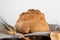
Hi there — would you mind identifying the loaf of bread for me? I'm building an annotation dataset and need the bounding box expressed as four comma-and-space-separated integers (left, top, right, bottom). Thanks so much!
15, 9, 49, 33
50, 31, 60, 40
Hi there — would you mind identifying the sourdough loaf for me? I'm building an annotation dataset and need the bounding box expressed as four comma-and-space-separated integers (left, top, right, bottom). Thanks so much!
15, 9, 49, 33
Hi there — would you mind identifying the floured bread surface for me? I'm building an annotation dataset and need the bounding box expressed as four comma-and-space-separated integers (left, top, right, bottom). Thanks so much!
15, 9, 49, 33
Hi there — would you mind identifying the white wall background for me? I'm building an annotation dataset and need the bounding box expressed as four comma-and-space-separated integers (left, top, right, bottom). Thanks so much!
0, 0, 60, 26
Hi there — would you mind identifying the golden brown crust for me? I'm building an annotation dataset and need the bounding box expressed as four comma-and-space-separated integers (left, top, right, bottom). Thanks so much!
15, 9, 49, 33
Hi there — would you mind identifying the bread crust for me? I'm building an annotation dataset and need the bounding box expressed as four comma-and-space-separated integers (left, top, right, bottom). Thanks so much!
15, 9, 49, 33
50, 31, 60, 40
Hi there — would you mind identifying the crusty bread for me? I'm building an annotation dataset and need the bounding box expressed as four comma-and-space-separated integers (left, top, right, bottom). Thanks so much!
15, 9, 49, 33
50, 31, 60, 40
